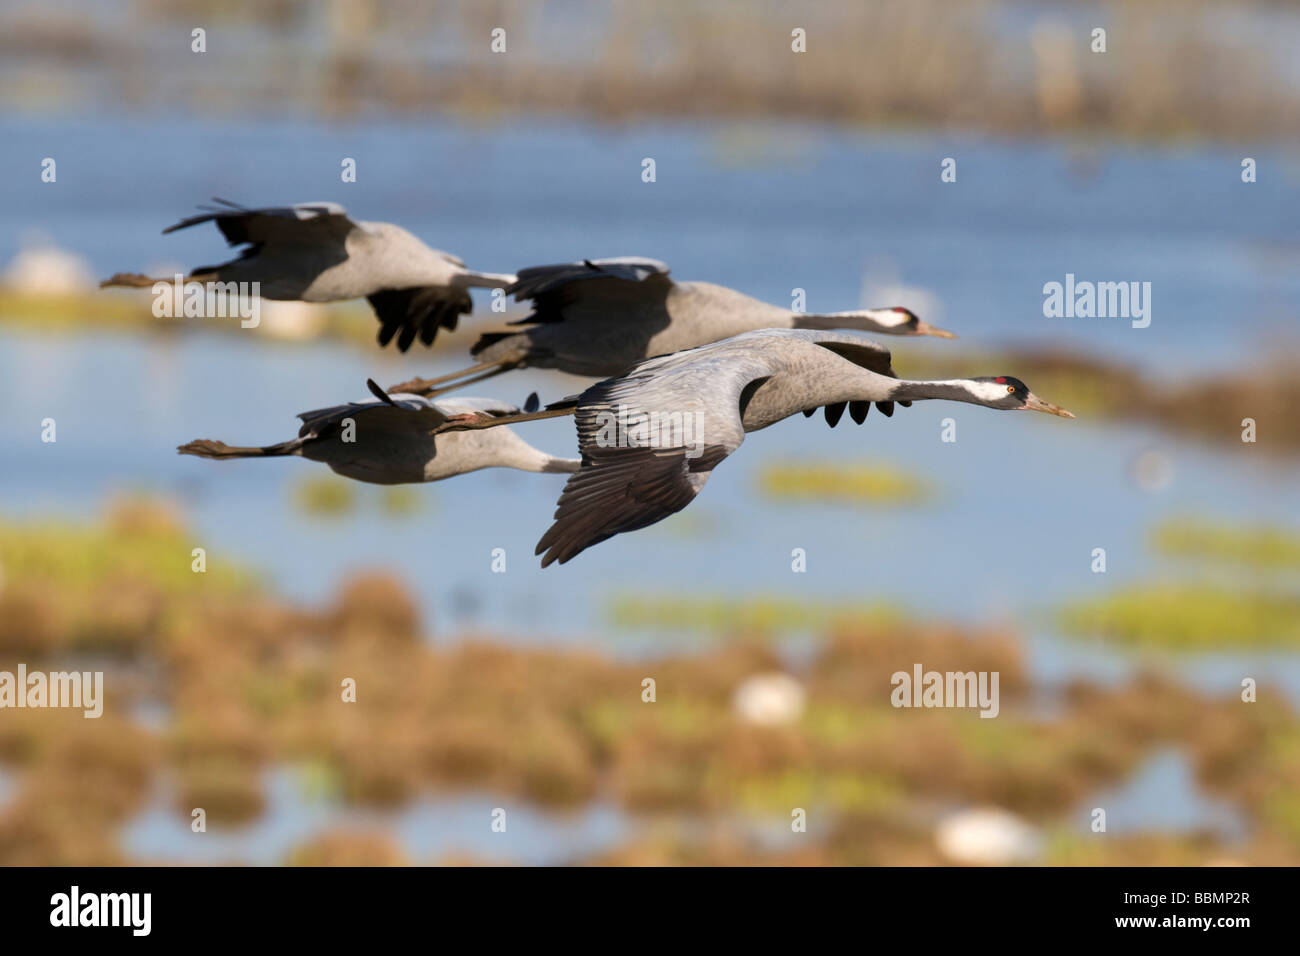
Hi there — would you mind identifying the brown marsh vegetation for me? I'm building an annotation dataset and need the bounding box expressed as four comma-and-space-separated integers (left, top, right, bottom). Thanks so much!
0, 502, 1296, 865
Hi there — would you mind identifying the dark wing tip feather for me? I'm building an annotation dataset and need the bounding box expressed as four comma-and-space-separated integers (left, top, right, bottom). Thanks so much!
366, 378, 397, 405
368, 287, 472, 352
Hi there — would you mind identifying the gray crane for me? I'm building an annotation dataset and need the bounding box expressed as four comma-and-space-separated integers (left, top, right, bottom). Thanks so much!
428, 328, 1072, 565
177, 380, 577, 483
389, 257, 955, 396
102, 199, 515, 351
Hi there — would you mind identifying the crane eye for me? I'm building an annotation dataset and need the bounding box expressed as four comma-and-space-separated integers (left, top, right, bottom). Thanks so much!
1007, 385, 1016, 394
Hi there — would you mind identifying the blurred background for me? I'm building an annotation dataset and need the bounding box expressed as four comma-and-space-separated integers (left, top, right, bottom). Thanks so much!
1, 0, 1298, 865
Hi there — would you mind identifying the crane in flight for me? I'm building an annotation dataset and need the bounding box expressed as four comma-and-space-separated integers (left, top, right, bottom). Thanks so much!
425, 328, 1072, 566
177, 380, 577, 483
388, 257, 955, 396
102, 199, 515, 352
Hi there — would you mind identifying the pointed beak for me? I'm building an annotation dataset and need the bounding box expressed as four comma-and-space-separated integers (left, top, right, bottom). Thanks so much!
1022, 392, 1075, 419
913, 320, 957, 339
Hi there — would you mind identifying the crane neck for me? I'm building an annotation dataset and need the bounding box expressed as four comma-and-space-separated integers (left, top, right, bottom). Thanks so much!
794, 309, 911, 335
886, 379, 984, 405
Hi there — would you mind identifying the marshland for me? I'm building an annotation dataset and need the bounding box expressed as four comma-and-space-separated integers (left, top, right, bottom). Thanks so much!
0, 0, 1297, 865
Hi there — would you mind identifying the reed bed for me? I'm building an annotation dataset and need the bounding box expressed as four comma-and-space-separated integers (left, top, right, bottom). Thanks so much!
10, 0, 1294, 141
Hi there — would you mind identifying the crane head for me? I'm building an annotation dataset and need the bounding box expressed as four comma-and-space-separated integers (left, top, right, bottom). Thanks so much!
890, 307, 957, 339
985, 376, 1075, 418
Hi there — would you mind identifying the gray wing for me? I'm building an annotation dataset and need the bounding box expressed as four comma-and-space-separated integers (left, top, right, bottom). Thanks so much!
534, 349, 771, 567
507, 257, 672, 324
808, 331, 909, 421
162, 199, 360, 247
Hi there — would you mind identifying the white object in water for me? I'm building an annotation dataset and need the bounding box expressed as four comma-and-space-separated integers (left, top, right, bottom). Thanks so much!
935, 807, 1043, 865
732, 673, 806, 727
260, 299, 327, 340
4, 244, 95, 293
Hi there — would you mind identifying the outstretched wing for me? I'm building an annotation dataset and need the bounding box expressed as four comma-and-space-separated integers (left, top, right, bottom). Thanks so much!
162, 199, 360, 247
507, 257, 672, 325
534, 348, 770, 567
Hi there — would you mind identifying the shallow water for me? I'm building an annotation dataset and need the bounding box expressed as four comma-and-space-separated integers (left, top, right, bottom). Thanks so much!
122, 766, 634, 866
1078, 748, 1248, 841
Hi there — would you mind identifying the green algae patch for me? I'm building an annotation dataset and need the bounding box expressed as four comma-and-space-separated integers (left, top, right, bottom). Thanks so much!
1059, 584, 1300, 651
757, 461, 930, 506
1153, 517, 1300, 571
292, 474, 358, 517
